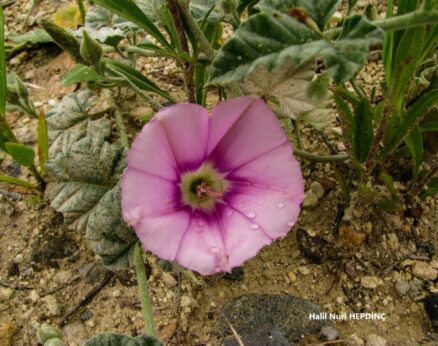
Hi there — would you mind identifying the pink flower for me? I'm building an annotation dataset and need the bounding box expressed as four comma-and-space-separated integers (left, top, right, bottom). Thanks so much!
121, 97, 304, 275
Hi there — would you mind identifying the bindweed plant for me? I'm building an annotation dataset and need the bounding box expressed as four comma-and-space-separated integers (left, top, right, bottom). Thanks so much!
2, 0, 438, 343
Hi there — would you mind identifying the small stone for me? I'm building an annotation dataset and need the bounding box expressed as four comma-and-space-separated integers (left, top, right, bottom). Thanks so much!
310, 181, 325, 199
365, 334, 387, 346
0, 322, 17, 345
287, 271, 297, 284
320, 326, 339, 341
319, 179, 336, 192
0, 287, 13, 300
80, 262, 110, 284
14, 254, 24, 263
361, 276, 382, 289
63, 322, 88, 346
161, 272, 177, 288
24, 69, 36, 80
302, 191, 318, 208
298, 266, 310, 276
339, 224, 366, 246
27, 290, 40, 304
131, 106, 153, 120
181, 295, 196, 308
41, 295, 61, 317
80, 310, 93, 321
160, 320, 177, 341
412, 261, 438, 281
395, 280, 410, 296
112, 289, 122, 298
346, 334, 365, 346
386, 233, 399, 251
224, 267, 244, 281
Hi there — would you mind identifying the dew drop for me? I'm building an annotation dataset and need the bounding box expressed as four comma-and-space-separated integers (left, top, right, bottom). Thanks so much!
277, 202, 285, 209
210, 246, 220, 254
249, 223, 260, 230
247, 212, 256, 219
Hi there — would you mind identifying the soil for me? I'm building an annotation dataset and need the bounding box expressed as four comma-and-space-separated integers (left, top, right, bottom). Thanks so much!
1, 1, 437, 346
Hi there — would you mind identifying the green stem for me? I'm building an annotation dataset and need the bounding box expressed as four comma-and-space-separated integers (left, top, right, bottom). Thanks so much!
294, 148, 349, 162
177, 0, 216, 61
291, 119, 302, 150
325, 10, 438, 39
76, 0, 86, 24
134, 243, 155, 336
103, 90, 129, 148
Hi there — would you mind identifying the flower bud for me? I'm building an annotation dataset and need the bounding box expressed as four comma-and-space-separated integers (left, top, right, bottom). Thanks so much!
80, 30, 104, 74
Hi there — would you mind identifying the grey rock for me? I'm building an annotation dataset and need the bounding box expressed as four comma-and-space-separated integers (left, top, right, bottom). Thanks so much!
79, 261, 111, 284
220, 294, 330, 343
310, 181, 325, 199
365, 334, 387, 346
302, 191, 318, 208
346, 334, 365, 346
63, 322, 88, 346
395, 279, 410, 296
320, 326, 339, 341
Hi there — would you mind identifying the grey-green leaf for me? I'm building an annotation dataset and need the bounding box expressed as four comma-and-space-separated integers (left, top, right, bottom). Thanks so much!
5, 142, 35, 167
62, 64, 103, 86
298, 0, 341, 31
85, 333, 163, 346
209, 13, 382, 85
353, 98, 374, 163
44, 91, 136, 269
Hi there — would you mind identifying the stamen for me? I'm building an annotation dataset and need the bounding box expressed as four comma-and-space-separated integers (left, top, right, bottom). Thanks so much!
196, 181, 223, 199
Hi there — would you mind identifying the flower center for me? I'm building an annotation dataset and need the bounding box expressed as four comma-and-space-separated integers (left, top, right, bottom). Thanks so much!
180, 163, 229, 211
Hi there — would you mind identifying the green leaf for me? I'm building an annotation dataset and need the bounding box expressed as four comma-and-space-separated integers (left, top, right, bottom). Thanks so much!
8, 29, 53, 45
44, 91, 136, 269
0, 6, 6, 119
0, 175, 38, 188
420, 177, 438, 198
40, 20, 85, 64
353, 98, 374, 163
93, 0, 172, 50
404, 127, 423, 177
382, 89, 438, 156
424, 0, 438, 11
105, 59, 176, 102
85, 333, 163, 346
209, 12, 382, 85
420, 110, 438, 131
5, 142, 35, 167
38, 112, 49, 174
334, 93, 355, 155
382, 0, 394, 84
297, 0, 341, 31
62, 64, 103, 86
190, 0, 225, 24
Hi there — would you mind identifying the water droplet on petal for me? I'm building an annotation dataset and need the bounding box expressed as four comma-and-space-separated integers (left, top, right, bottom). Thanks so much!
210, 246, 220, 254
250, 223, 259, 230
247, 212, 256, 219
277, 202, 285, 209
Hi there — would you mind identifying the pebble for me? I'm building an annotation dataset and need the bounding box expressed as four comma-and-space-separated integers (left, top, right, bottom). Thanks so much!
346, 334, 365, 346
310, 181, 325, 199
298, 266, 310, 276
160, 320, 177, 341
360, 276, 382, 289
302, 191, 318, 208
365, 334, 387, 346
63, 322, 88, 345
412, 261, 438, 281
386, 233, 399, 251
14, 254, 24, 263
395, 279, 410, 296
0, 287, 13, 300
41, 295, 61, 317
287, 271, 297, 284
161, 272, 177, 288
80, 310, 93, 321
181, 295, 196, 308
0, 321, 17, 345
15, 125, 37, 144
112, 289, 122, 298
320, 326, 339, 341
27, 290, 40, 304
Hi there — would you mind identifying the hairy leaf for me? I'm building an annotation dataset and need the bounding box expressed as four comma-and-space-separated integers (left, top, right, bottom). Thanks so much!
8, 29, 53, 45
240, 60, 332, 126
62, 64, 103, 86
5, 142, 35, 167
0, 175, 38, 188
190, 0, 225, 24
45, 91, 136, 269
404, 127, 423, 177
85, 333, 163, 346
209, 12, 382, 85
297, 0, 341, 31
353, 98, 374, 162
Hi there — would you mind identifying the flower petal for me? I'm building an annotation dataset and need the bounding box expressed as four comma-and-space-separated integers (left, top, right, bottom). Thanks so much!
175, 213, 227, 275
121, 168, 180, 223
224, 183, 303, 239
156, 103, 210, 171
127, 118, 179, 181
208, 98, 288, 172
217, 204, 272, 269
134, 208, 192, 261
226, 143, 304, 195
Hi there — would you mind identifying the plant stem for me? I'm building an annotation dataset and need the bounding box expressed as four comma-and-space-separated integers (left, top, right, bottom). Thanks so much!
165, 0, 195, 103
365, 101, 393, 173
76, 0, 86, 24
326, 10, 438, 39
103, 90, 129, 148
291, 119, 302, 149
177, 0, 216, 62
134, 243, 155, 336
294, 148, 349, 162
